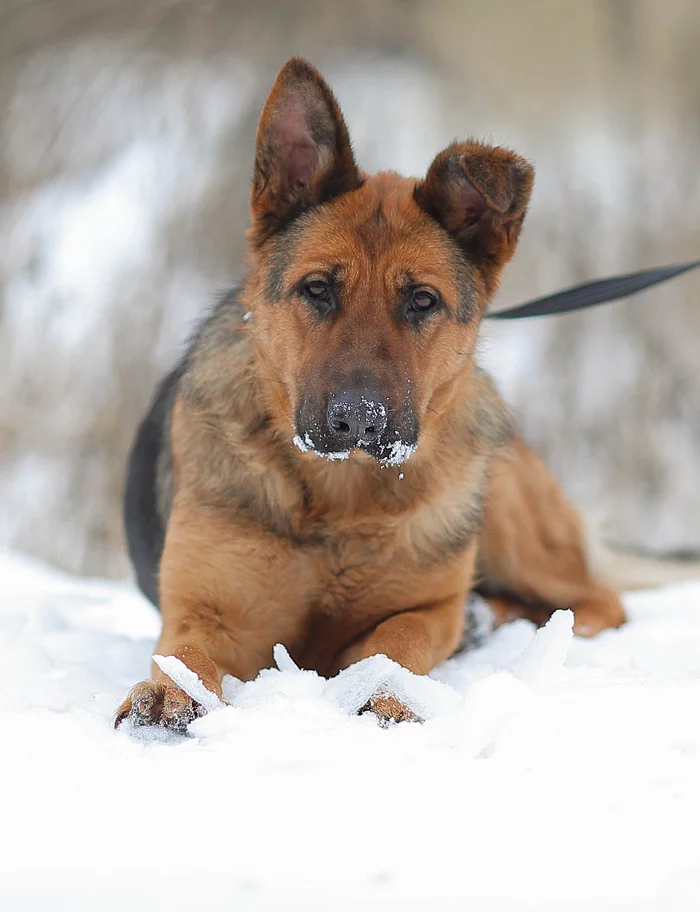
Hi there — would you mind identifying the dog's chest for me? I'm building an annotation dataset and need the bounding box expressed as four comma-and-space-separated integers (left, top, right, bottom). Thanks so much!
311, 525, 396, 608
300, 480, 479, 599
288, 514, 474, 676
300, 500, 473, 615
292, 525, 404, 670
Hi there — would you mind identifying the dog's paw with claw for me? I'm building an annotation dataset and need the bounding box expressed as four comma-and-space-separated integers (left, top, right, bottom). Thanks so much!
359, 689, 422, 727
114, 680, 205, 734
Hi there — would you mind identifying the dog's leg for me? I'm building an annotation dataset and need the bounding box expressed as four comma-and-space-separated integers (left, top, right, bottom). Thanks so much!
478, 436, 625, 636
115, 505, 299, 731
336, 592, 467, 724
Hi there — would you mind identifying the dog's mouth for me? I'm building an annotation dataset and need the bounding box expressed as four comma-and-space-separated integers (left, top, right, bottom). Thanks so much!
292, 429, 417, 467
293, 431, 351, 462
294, 385, 419, 468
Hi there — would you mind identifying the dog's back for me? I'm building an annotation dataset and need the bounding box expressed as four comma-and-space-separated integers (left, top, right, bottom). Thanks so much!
125, 288, 250, 606
124, 364, 182, 607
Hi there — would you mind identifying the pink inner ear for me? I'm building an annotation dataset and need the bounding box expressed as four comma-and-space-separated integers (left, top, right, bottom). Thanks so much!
278, 97, 320, 193
460, 182, 487, 222
286, 140, 319, 191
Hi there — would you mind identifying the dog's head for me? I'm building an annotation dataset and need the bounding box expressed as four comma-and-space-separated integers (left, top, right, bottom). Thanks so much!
246, 58, 533, 467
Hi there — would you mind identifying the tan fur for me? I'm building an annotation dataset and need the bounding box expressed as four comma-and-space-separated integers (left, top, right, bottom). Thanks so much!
479, 439, 625, 635
360, 690, 422, 726
116, 58, 624, 730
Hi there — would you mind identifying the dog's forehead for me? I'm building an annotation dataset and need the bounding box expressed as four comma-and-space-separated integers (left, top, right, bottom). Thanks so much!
273, 172, 461, 281
319, 172, 440, 250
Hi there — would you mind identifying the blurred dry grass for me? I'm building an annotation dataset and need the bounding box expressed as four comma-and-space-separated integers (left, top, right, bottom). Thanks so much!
1, 0, 699, 577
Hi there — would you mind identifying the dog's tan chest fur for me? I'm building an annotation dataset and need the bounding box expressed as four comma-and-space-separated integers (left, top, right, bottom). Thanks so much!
162, 446, 479, 679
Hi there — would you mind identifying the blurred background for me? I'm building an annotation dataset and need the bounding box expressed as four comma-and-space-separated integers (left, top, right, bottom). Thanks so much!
1, 0, 699, 580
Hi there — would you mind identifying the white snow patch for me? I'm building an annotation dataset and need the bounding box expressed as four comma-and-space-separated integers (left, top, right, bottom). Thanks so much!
292, 432, 312, 452
324, 450, 351, 462
359, 396, 387, 425
510, 608, 574, 685
293, 424, 413, 466
273, 642, 300, 673
379, 439, 417, 467
2, 549, 700, 909
152, 654, 223, 713
292, 431, 350, 461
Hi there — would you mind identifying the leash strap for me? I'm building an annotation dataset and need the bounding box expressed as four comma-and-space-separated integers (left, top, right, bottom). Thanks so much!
487, 260, 700, 321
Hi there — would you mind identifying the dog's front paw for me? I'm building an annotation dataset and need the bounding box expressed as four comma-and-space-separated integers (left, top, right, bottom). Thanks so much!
572, 596, 626, 637
359, 689, 422, 727
114, 679, 205, 734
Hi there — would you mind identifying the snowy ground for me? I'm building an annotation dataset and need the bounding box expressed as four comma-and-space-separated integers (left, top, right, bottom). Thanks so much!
1, 550, 699, 911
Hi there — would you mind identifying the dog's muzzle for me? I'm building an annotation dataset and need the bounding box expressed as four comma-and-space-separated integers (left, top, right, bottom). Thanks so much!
294, 383, 418, 466
325, 387, 388, 450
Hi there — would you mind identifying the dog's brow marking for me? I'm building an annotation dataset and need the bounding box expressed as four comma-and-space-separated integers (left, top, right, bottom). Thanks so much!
265, 225, 303, 302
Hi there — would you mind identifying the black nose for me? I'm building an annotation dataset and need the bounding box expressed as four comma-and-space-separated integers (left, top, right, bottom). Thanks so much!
326, 388, 388, 445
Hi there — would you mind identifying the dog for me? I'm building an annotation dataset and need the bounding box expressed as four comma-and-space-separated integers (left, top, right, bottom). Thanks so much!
115, 57, 625, 731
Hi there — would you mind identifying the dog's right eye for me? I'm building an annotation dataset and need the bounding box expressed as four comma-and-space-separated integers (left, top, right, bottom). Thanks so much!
301, 278, 335, 315
305, 280, 329, 300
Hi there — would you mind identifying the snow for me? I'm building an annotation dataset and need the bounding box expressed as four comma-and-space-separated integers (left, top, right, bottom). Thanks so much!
292, 426, 416, 466
152, 654, 223, 714
291, 431, 417, 466
1, 550, 700, 910
293, 432, 350, 461
378, 438, 417, 467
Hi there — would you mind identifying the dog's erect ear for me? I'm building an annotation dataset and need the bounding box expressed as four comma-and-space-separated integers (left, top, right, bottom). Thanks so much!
414, 141, 534, 286
250, 58, 362, 245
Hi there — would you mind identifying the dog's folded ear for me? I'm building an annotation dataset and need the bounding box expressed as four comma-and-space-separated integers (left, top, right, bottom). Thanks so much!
250, 57, 362, 245
414, 141, 534, 282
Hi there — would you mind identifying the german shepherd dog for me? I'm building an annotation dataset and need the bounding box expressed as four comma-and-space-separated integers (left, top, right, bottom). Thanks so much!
116, 58, 625, 731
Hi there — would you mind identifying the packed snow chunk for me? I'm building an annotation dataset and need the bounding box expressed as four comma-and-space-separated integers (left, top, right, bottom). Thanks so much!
273, 642, 300, 673
324, 653, 463, 720
433, 615, 535, 694
221, 658, 328, 713
152, 654, 223, 713
511, 608, 574, 685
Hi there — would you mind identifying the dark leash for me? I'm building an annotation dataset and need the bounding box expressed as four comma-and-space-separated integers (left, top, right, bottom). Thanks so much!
487, 260, 700, 321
